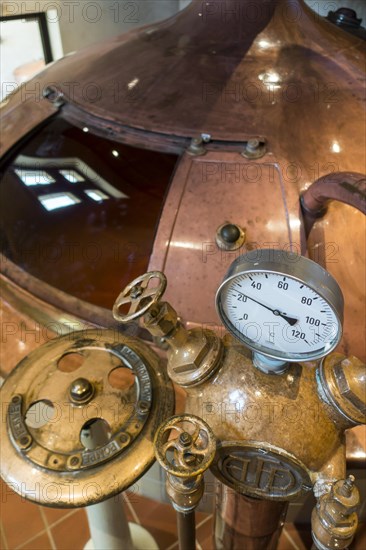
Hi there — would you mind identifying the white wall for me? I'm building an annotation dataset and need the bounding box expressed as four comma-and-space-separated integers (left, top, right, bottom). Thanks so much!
1, 1, 181, 55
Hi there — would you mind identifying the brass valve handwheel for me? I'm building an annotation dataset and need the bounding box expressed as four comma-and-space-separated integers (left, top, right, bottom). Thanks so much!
113, 271, 167, 322
154, 414, 216, 478
0, 329, 174, 507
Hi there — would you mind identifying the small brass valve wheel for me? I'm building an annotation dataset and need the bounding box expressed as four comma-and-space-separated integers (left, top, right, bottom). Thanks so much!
154, 415, 216, 550
113, 273, 223, 387
113, 271, 167, 322
155, 414, 216, 481
0, 329, 174, 507
154, 414, 216, 512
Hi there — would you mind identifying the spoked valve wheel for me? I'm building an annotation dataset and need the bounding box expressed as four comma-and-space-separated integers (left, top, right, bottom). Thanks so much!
0, 329, 174, 507
154, 414, 216, 478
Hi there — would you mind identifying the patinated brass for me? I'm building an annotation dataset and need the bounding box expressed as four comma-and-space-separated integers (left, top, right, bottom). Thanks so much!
113, 271, 167, 323
114, 269, 366, 548
312, 476, 360, 550
116, 273, 225, 387
319, 353, 366, 425
154, 414, 216, 512
0, 329, 174, 507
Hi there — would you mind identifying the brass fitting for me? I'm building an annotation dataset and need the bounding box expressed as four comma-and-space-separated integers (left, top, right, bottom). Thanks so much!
144, 301, 179, 339
143, 302, 223, 387
166, 328, 223, 387
166, 474, 204, 513
312, 476, 360, 550
318, 354, 366, 426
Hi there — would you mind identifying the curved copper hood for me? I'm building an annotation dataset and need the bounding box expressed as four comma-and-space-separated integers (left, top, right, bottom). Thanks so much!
2, 0, 365, 157
1, 0, 365, 361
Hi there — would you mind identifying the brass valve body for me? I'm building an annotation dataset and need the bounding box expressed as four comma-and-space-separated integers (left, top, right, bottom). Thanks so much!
312, 476, 360, 550
182, 338, 364, 501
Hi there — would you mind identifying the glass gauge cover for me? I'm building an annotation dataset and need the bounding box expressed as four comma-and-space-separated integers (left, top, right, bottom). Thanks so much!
216, 249, 344, 362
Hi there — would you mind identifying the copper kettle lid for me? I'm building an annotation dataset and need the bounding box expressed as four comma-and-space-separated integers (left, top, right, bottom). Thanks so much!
41, 0, 365, 143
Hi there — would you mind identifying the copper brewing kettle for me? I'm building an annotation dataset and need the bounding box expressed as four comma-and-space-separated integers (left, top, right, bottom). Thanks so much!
0, 0, 365, 355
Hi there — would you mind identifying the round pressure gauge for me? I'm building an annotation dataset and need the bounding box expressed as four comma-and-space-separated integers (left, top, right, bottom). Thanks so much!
216, 249, 344, 363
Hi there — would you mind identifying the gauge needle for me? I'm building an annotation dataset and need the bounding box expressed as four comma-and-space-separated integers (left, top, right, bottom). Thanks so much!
237, 291, 298, 326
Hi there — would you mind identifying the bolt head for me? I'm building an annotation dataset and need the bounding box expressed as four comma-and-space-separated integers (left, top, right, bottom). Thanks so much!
19, 435, 32, 449
247, 139, 260, 151
69, 378, 94, 404
144, 301, 178, 338
119, 433, 130, 444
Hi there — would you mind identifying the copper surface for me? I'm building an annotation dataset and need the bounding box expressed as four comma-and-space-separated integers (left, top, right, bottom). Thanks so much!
149, 150, 301, 327
0, 0, 365, 506
214, 483, 288, 550
301, 172, 366, 235
306, 202, 366, 361
2, 0, 363, 151
0, 0, 364, 366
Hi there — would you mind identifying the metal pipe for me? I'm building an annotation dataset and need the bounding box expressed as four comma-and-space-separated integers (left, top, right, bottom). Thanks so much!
214, 482, 289, 550
177, 510, 196, 550
86, 496, 134, 550
301, 172, 366, 237
83, 420, 133, 550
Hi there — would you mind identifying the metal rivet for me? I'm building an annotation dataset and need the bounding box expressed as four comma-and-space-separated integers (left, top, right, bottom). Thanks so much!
187, 137, 206, 156
241, 139, 267, 159
137, 401, 150, 415
43, 86, 64, 106
67, 455, 81, 470
19, 435, 32, 449
119, 433, 130, 444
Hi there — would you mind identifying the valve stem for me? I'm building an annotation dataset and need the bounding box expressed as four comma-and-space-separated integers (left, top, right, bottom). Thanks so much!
340, 475, 355, 497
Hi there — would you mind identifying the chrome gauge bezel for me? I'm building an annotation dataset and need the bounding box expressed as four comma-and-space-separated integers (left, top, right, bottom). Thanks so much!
215, 250, 344, 362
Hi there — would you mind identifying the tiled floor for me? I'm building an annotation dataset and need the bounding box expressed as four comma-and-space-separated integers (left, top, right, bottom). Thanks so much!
1, 479, 365, 550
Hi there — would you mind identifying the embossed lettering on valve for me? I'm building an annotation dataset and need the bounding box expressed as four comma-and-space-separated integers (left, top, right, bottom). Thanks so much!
8, 396, 32, 448
82, 441, 121, 467
212, 443, 311, 500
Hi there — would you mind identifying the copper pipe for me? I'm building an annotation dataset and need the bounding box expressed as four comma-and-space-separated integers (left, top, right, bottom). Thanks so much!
214, 482, 289, 550
301, 172, 366, 237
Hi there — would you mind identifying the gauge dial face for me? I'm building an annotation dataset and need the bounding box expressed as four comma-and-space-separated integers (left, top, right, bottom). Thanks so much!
217, 270, 342, 362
